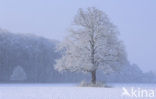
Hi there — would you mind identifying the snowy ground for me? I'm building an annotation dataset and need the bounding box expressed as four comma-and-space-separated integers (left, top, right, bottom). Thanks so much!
0, 84, 156, 99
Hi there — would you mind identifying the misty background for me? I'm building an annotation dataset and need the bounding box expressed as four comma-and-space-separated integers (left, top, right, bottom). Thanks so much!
0, 0, 155, 73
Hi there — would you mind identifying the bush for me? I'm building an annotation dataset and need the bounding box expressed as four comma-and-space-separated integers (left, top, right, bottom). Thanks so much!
79, 81, 111, 88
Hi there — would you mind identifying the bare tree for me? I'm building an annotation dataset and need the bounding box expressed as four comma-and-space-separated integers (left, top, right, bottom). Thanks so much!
55, 7, 127, 84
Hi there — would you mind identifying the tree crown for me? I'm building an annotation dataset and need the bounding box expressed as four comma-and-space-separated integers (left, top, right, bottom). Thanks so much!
55, 7, 127, 73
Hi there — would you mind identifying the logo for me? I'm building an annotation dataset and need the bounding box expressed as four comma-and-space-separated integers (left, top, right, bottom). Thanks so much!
121, 87, 155, 98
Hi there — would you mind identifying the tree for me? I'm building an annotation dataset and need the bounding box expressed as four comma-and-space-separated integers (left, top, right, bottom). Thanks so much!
10, 66, 27, 81
55, 7, 127, 84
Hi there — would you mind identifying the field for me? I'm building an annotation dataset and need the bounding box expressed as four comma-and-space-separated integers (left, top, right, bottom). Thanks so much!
0, 84, 155, 99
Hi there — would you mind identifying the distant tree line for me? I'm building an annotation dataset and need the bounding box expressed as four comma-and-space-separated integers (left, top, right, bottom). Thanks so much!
0, 29, 155, 83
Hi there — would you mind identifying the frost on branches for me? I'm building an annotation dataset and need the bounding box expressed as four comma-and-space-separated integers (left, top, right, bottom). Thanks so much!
55, 7, 127, 84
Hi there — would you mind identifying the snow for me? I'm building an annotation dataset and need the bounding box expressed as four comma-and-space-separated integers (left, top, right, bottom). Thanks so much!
0, 84, 156, 99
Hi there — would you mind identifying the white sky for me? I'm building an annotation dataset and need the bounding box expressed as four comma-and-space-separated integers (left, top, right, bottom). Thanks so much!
0, 0, 156, 72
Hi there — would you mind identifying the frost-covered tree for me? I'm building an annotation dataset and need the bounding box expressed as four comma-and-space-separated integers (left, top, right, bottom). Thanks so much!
55, 7, 127, 84
10, 66, 27, 81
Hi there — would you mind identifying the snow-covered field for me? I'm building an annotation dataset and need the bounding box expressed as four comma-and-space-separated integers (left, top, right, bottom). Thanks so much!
0, 84, 156, 99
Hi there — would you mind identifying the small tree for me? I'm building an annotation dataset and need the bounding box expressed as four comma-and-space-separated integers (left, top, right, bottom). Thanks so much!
10, 66, 27, 81
55, 7, 127, 84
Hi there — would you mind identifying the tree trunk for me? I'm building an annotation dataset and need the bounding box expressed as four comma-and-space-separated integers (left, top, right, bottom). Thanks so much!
91, 70, 96, 84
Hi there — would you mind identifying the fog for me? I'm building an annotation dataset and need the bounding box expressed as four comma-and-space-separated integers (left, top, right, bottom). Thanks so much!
0, 0, 156, 72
